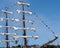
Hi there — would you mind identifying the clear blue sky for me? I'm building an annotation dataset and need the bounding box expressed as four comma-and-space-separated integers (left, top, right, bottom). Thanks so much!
0, 0, 60, 47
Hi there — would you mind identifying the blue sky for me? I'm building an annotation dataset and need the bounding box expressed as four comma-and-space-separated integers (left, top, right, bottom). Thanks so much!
0, 0, 60, 47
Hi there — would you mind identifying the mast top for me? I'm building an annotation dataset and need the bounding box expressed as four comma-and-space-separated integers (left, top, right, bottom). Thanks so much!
17, 1, 30, 7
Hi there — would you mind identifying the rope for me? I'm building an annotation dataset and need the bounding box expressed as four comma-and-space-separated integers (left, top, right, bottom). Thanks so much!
33, 12, 57, 37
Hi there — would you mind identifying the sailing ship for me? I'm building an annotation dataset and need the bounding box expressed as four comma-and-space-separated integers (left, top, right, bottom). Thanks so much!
0, 0, 58, 48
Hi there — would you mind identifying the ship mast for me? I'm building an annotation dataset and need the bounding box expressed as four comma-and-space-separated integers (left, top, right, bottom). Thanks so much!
5, 9, 9, 48
22, 2, 27, 48
17, 1, 32, 48
15, 0, 38, 48
0, 9, 16, 48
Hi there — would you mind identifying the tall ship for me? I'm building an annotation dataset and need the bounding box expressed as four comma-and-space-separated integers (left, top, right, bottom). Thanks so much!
0, 0, 58, 48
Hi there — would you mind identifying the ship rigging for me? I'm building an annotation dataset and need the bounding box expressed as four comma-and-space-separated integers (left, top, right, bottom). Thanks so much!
0, 0, 58, 48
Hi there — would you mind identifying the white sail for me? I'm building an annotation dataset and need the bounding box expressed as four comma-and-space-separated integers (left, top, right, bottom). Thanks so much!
2, 10, 13, 14
0, 26, 10, 28
13, 36, 39, 39
16, 10, 32, 15
0, 18, 34, 24
12, 27, 36, 31
0, 40, 16, 42
0, 26, 36, 31
17, 1, 30, 6
0, 33, 16, 35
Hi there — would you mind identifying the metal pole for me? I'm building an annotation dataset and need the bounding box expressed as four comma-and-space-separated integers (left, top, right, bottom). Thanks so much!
5, 10, 9, 48
22, 1, 27, 48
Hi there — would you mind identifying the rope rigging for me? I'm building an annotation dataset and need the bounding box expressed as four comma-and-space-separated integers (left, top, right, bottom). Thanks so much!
33, 12, 58, 37
32, 12, 58, 48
